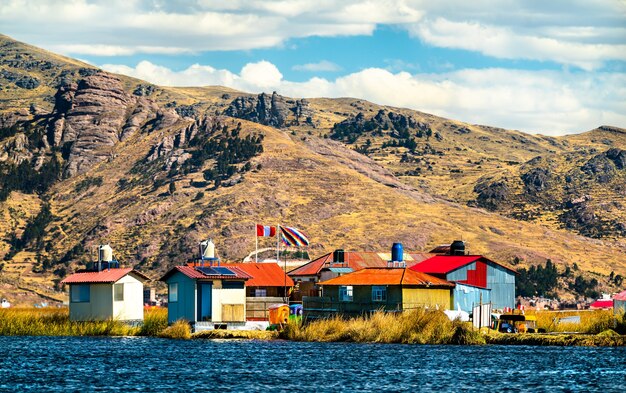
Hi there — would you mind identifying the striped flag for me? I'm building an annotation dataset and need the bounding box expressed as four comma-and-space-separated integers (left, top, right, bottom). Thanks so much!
280, 226, 310, 247
256, 224, 276, 237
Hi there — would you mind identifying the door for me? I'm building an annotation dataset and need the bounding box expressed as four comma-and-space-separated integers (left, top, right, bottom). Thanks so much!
197, 282, 212, 322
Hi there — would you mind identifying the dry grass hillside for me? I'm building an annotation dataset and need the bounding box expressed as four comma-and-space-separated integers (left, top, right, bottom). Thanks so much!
0, 34, 625, 305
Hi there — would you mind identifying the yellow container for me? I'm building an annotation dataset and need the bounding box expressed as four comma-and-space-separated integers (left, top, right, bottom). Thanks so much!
268, 304, 290, 325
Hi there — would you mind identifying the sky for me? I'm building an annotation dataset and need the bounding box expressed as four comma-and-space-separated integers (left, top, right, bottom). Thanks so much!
1, 0, 625, 135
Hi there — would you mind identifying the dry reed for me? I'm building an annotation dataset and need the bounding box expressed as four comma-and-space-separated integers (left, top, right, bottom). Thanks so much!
281, 309, 485, 345
158, 319, 191, 339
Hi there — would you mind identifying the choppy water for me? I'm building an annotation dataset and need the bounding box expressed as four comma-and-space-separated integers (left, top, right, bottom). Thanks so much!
0, 336, 624, 392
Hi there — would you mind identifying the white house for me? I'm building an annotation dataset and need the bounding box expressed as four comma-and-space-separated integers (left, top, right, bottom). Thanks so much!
61, 267, 150, 322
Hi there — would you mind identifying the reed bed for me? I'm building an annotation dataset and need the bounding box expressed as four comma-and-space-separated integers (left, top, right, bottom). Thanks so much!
529, 309, 626, 334
485, 332, 626, 347
0, 308, 138, 336
0, 307, 170, 337
280, 309, 485, 345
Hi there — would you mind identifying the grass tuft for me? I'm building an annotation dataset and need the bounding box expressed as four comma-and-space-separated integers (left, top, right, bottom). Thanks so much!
158, 319, 191, 339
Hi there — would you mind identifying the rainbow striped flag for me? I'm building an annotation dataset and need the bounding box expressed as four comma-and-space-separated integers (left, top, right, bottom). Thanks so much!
280, 226, 310, 247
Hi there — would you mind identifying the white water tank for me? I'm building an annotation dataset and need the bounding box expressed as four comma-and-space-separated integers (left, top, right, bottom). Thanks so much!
202, 239, 215, 259
99, 244, 113, 262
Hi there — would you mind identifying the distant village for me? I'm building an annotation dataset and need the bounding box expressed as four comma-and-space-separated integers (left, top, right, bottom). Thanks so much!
9, 226, 621, 333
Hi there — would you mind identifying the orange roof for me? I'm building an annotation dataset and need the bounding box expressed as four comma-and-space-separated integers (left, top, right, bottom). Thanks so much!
318, 268, 455, 288
288, 251, 434, 277
222, 263, 294, 287
61, 268, 150, 284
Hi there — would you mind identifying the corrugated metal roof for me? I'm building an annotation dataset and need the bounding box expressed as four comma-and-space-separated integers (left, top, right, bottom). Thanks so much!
288, 251, 435, 276
160, 265, 250, 281
614, 290, 626, 301
411, 255, 516, 275
222, 263, 294, 287
61, 268, 150, 284
319, 268, 454, 288
590, 299, 613, 309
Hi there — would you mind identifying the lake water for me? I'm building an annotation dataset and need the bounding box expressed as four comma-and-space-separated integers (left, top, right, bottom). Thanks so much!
0, 336, 624, 392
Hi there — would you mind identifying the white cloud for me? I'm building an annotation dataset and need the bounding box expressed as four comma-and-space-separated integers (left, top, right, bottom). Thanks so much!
409, 17, 626, 71
101, 60, 626, 135
293, 60, 341, 72
3, 0, 623, 70
240, 61, 283, 88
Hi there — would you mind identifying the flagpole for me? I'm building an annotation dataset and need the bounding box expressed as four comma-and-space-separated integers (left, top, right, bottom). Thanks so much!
255, 223, 258, 263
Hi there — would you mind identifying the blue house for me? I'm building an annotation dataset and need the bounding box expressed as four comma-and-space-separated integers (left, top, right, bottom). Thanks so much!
160, 265, 250, 331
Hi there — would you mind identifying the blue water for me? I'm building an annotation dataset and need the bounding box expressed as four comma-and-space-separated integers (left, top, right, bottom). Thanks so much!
0, 337, 625, 392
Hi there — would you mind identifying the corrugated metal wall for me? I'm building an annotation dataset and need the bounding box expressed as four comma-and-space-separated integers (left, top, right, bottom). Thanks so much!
486, 264, 515, 310
615, 299, 626, 315
446, 261, 515, 310
452, 283, 491, 313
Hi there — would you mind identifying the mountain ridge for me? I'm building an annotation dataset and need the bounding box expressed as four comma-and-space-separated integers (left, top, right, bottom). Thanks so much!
0, 34, 624, 304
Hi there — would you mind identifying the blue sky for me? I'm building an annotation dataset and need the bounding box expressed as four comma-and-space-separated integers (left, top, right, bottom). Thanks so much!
1, 0, 625, 135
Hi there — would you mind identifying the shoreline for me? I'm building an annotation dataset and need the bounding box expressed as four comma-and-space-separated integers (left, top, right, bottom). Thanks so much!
2, 308, 625, 346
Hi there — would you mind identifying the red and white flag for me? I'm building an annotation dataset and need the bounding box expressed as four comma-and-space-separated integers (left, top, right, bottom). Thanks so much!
256, 224, 276, 237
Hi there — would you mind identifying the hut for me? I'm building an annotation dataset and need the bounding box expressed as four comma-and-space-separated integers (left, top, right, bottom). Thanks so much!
309, 267, 454, 319
61, 267, 149, 322
160, 265, 250, 331
410, 251, 515, 311
61, 245, 149, 322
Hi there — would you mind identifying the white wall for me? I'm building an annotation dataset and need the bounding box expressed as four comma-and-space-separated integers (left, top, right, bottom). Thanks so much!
112, 274, 145, 321
211, 287, 246, 322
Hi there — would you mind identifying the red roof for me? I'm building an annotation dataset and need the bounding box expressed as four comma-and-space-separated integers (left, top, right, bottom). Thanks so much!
222, 263, 294, 287
319, 268, 455, 288
288, 251, 434, 277
614, 290, 626, 301
589, 299, 613, 309
160, 265, 250, 281
411, 255, 516, 275
61, 268, 150, 284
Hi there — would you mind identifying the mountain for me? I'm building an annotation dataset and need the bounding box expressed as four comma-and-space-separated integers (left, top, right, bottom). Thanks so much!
1, 34, 625, 304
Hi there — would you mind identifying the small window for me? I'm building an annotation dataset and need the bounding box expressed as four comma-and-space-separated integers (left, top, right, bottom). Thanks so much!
169, 282, 178, 302
114, 283, 124, 301
71, 284, 90, 303
372, 286, 387, 302
255, 288, 267, 297
339, 285, 353, 302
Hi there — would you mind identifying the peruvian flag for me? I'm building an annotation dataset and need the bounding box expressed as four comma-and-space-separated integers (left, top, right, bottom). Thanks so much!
256, 224, 276, 237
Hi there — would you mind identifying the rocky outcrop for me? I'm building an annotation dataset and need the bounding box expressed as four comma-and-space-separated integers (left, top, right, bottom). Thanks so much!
224, 92, 312, 128
120, 99, 158, 141
46, 72, 135, 177
580, 148, 625, 183
521, 168, 551, 193
0, 69, 40, 89
474, 180, 510, 210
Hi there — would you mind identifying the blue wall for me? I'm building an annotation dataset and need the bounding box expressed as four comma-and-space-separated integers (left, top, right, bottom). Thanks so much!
165, 271, 197, 324
452, 283, 491, 313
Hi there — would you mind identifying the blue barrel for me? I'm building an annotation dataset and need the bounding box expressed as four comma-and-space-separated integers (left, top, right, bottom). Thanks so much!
391, 243, 403, 262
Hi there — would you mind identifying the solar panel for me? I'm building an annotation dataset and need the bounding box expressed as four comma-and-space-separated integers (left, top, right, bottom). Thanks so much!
213, 267, 236, 276
195, 266, 219, 275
